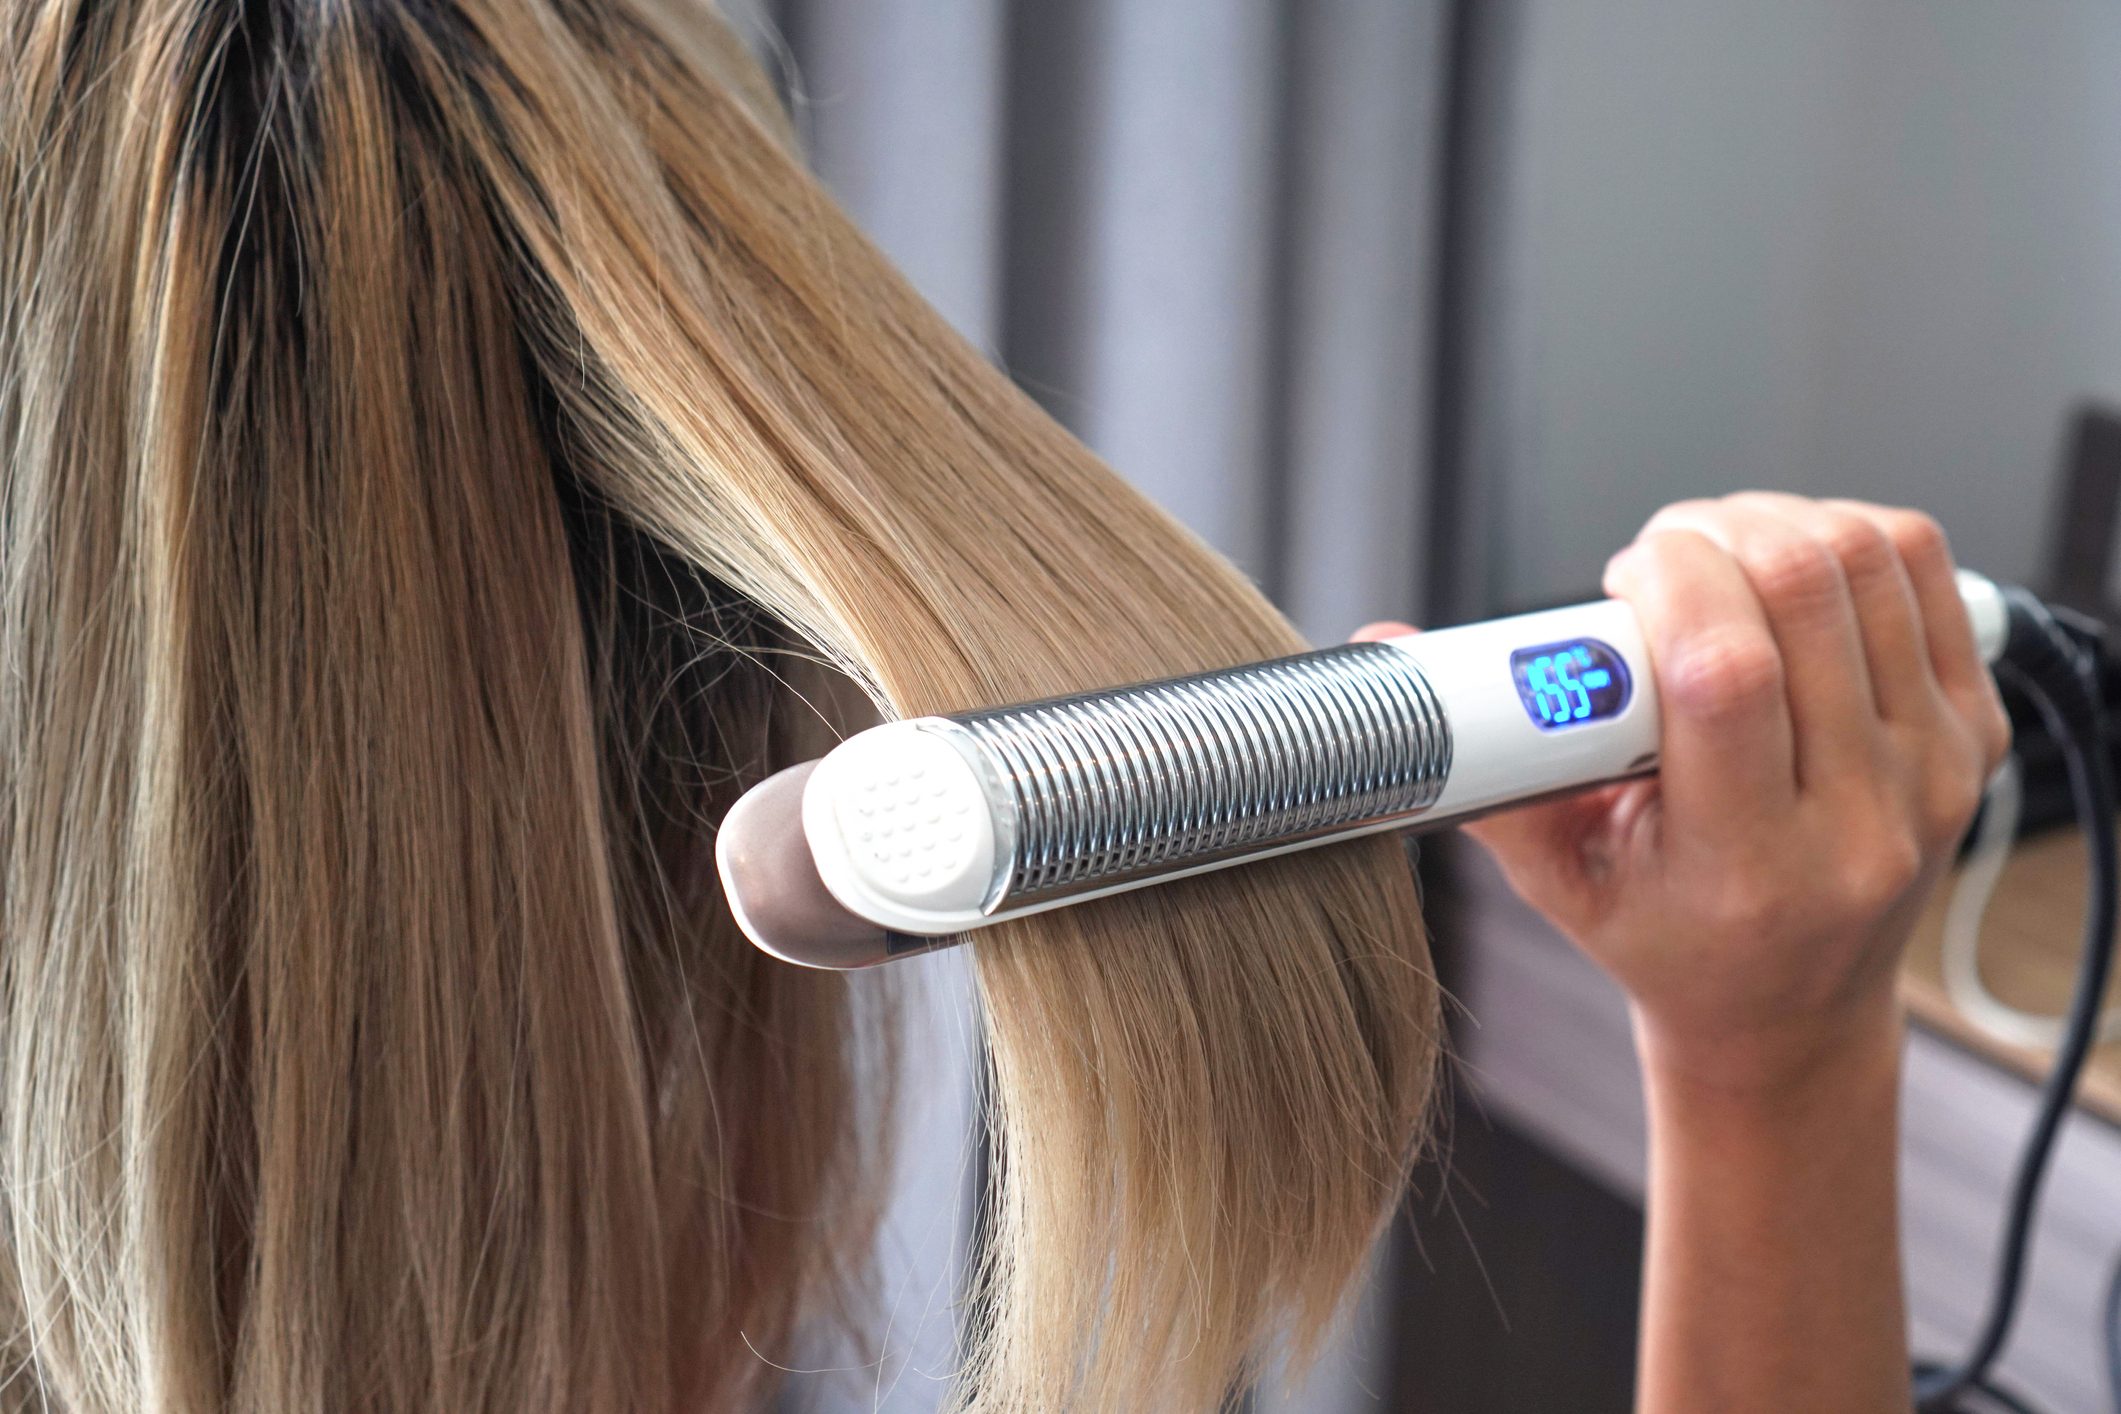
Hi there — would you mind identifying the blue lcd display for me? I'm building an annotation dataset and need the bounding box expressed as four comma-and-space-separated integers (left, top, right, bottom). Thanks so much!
1509, 639, 1632, 730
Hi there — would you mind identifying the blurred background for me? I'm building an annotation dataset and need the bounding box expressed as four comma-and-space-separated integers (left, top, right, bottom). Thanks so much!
721, 2, 2121, 1410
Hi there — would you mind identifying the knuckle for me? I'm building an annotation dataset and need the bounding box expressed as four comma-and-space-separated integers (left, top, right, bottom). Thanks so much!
1663, 628, 1783, 720
1946, 681, 2014, 772
1726, 489, 1802, 516
1817, 513, 1898, 583
1615, 528, 1717, 598
1977, 694, 2013, 768
1631, 525, 1717, 571
1745, 537, 1843, 616
1884, 508, 1953, 572
1840, 828, 1923, 911
1923, 753, 1988, 843
1641, 500, 1718, 537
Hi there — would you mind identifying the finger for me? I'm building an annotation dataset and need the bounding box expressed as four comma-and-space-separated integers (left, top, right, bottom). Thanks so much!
1464, 780, 1654, 920
1350, 621, 1418, 643
1826, 501, 2011, 766
1729, 492, 1939, 724
1641, 499, 1877, 790
1606, 528, 1798, 835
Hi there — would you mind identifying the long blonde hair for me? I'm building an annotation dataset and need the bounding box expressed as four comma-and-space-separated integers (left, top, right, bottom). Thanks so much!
0, 1, 1440, 1408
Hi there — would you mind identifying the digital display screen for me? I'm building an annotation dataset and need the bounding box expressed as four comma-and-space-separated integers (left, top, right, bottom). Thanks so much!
1510, 639, 1631, 730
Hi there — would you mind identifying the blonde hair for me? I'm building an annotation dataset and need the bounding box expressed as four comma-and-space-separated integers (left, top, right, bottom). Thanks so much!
0, 1, 1440, 1409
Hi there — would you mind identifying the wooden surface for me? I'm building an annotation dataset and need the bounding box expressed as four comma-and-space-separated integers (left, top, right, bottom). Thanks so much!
1901, 823, 2121, 1127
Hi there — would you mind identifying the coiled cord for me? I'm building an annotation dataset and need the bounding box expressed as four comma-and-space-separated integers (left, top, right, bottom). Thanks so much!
1940, 754, 2121, 1048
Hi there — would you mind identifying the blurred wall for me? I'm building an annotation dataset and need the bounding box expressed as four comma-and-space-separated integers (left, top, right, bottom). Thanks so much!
1477, 0, 2121, 611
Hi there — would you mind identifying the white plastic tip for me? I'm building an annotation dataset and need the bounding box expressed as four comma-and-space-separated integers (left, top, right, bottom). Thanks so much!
814, 723, 996, 914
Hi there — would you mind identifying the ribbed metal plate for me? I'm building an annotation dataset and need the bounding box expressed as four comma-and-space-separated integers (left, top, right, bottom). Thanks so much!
950, 641, 1452, 905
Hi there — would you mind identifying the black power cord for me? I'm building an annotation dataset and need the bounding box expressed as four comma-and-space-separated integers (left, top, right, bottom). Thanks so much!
1914, 593, 2120, 1413
1920, 1373, 2044, 1414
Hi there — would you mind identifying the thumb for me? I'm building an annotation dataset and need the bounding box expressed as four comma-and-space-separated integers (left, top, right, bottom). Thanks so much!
1349, 620, 1418, 643
1464, 779, 1654, 925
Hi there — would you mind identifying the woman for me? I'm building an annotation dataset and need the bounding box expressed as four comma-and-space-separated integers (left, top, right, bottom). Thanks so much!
0, 0, 2005, 1408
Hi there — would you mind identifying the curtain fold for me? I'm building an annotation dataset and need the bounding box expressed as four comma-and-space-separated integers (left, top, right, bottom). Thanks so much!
774, 0, 1450, 640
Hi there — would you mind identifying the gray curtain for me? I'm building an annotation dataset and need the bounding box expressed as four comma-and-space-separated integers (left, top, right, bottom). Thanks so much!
746, 0, 1453, 641
721, 2, 1457, 1409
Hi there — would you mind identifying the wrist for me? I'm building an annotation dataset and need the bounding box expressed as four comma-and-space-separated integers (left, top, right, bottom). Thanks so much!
1635, 996, 1905, 1116
1633, 994, 1912, 1414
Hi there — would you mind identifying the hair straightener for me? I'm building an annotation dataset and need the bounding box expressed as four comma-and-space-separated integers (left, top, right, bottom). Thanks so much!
717, 571, 2012, 972
716, 567, 2115, 1414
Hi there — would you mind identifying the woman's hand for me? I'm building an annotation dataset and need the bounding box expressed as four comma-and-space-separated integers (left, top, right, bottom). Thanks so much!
1363, 492, 2013, 1413
1367, 492, 2011, 1093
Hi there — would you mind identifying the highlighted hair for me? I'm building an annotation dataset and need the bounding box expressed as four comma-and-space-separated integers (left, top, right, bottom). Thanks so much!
0, 2, 1439, 1408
